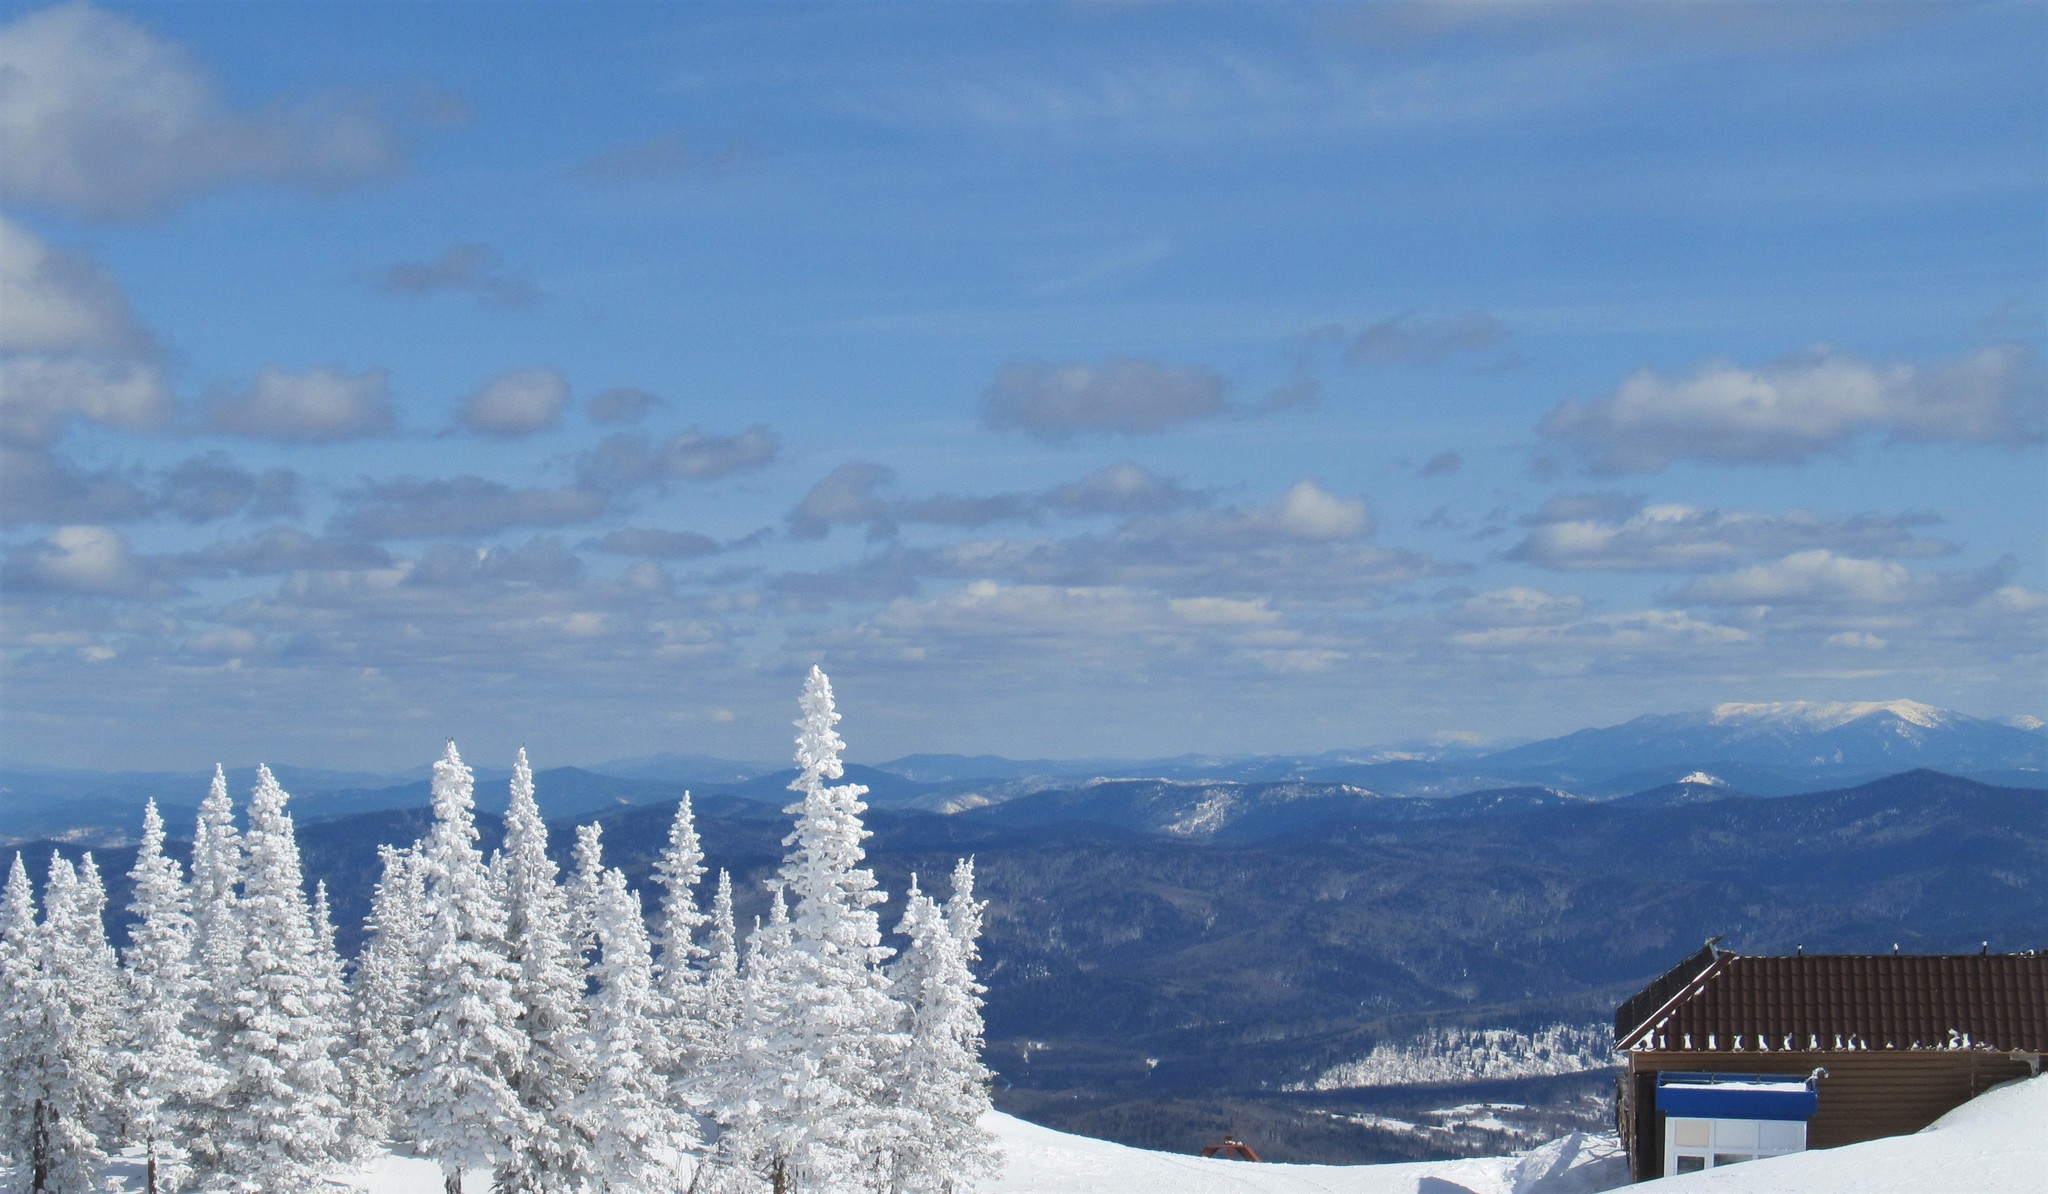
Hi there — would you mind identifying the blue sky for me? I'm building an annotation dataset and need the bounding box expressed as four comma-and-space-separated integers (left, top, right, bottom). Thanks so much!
2, 0, 2042, 771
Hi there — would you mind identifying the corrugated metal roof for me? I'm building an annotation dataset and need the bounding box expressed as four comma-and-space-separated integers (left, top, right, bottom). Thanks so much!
1619, 952, 2048, 1053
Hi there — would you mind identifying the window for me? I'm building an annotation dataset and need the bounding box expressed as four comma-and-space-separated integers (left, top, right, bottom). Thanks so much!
1664, 1116, 1806, 1175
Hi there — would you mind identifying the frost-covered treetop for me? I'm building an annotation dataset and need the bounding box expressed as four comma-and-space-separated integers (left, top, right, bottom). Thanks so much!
509, 745, 537, 822
249, 762, 290, 829
792, 664, 848, 782
429, 740, 482, 856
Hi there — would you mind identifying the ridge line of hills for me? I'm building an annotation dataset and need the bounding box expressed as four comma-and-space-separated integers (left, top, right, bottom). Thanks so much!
5, 698, 2044, 848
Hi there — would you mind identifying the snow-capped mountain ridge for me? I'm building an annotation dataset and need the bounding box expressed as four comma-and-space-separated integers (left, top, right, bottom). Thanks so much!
1708, 699, 1952, 731
1479, 698, 2045, 779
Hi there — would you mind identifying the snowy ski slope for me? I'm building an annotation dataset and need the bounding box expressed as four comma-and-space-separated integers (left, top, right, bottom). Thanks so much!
100, 1074, 2044, 1193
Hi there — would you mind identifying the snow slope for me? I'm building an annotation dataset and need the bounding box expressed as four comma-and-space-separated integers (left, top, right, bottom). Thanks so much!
1638, 1073, 2045, 1192
165, 1115, 1619, 1194
106, 1077, 2042, 1192
985, 1114, 1621, 1194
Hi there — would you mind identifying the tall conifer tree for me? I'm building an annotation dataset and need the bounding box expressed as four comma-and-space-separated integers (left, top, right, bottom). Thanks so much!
120, 801, 205, 1192
492, 749, 592, 1193
345, 844, 427, 1141
887, 875, 998, 1194
0, 854, 39, 1179
23, 854, 111, 1193
209, 766, 345, 1190
398, 743, 532, 1194
757, 667, 906, 1190
569, 840, 687, 1192
184, 767, 241, 1172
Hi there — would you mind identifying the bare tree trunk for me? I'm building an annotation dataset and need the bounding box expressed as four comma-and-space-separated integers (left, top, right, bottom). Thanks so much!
445, 1168, 463, 1194
146, 1141, 158, 1194
770, 1155, 789, 1194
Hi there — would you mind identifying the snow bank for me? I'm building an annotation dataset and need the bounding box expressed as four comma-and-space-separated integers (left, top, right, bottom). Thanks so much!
986, 1113, 1622, 1194
1640, 1074, 2047, 1192
290, 1114, 1622, 1194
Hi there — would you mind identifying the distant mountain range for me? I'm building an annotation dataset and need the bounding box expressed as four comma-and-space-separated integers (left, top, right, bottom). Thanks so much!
4, 698, 2041, 847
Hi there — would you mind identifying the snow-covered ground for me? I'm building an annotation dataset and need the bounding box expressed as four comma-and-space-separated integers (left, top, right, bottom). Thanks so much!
209, 1115, 1622, 1194
102, 1075, 2045, 1193
985, 1113, 1622, 1194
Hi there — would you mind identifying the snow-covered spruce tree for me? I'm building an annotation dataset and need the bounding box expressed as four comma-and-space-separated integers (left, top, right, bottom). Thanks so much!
119, 800, 206, 1192
207, 765, 346, 1190
568, 836, 689, 1192
885, 876, 998, 1194
653, 793, 714, 1082
344, 844, 426, 1141
570, 823, 605, 952
308, 881, 357, 1161
702, 868, 744, 1042
944, 858, 983, 965
65, 853, 124, 1135
0, 854, 39, 1178
749, 667, 908, 1191
183, 765, 241, 1172
0, 852, 99, 1193
687, 868, 745, 1173
490, 749, 593, 1194
397, 743, 532, 1194
310, 881, 349, 1038
705, 887, 797, 1193
15, 853, 112, 1193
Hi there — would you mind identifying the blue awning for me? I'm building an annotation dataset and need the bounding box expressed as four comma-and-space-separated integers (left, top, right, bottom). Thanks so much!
1656, 1071, 1819, 1121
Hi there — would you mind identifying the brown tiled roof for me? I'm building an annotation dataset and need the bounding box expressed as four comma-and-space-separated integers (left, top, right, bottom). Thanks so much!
1619, 952, 2048, 1053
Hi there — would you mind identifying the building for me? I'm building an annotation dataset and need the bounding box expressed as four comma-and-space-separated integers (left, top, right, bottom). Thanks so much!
1612, 945, 2046, 1181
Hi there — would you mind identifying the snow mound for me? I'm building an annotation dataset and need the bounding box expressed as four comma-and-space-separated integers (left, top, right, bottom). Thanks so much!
987, 1112, 1622, 1194
1642, 1074, 2048, 1192
1707, 700, 1950, 731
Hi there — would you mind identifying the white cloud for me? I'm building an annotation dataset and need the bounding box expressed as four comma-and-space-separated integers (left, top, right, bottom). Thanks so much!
1449, 608, 1751, 652
0, 216, 170, 446
835, 578, 1313, 672
578, 426, 782, 491
1540, 345, 2045, 474
1506, 497, 1954, 571
205, 366, 395, 443
1451, 586, 1586, 628
0, 214, 147, 353
1, 524, 165, 597
1268, 479, 1371, 540
0, 2, 406, 220
1671, 550, 1917, 606
1042, 461, 1202, 516
1169, 596, 1280, 625
982, 357, 1229, 441
1164, 479, 1374, 544
1985, 585, 2048, 613
0, 355, 170, 447
455, 367, 571, 438
1824, 631, 1888, 650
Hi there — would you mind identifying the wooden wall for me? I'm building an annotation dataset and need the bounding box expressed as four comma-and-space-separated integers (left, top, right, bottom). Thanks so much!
1622, 1049, 2037, 1181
